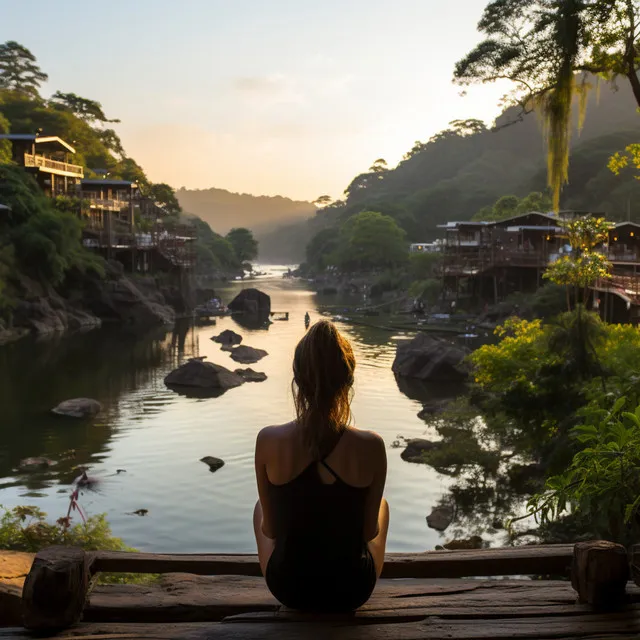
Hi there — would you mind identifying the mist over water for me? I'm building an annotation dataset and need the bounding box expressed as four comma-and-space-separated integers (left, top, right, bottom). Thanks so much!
0, 268, 457, 553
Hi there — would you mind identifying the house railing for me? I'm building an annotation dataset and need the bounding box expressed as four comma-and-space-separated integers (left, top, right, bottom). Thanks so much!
24, 153, 84, 177
86, 198, 130, 212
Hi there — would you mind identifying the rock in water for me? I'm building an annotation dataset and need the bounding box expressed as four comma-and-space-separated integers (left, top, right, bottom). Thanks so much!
234, 368, 267, 382
229, 345, 268, 364
228, 289, 271, 315
392, 333, 467, 382
400, 439, 438, 463
426, 505, 454, 532
52, 398, 102, 419
19, 457, 56, 470
164, 359, 244, 391
212, 329, 242, 346
200, 456, 225, 472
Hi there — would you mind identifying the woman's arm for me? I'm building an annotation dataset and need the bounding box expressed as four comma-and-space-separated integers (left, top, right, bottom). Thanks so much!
255, 427, 276, 539
363, 432, 387, 541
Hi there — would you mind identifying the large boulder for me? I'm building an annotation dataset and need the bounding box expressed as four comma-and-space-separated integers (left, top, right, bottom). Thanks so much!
229, 345, 268, 364
212, 329, 242, 346
164, 359, 244, 391
392, 333, 467, 382
52, 398, 102, 419
228, 289, 271, 315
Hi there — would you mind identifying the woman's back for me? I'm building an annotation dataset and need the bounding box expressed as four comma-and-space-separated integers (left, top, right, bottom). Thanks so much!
257, 424, 385, 611
253, 320, 388, 612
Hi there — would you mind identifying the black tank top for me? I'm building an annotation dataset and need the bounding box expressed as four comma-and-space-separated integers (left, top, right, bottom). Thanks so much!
264, 454, 377, 612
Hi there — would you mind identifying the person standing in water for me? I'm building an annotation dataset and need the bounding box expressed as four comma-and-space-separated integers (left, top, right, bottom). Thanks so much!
304, 312, 310, 329
253, 320, 389, 612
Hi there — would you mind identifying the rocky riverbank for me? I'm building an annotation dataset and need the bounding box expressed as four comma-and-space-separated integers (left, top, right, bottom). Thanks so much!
3, 261, 188, 344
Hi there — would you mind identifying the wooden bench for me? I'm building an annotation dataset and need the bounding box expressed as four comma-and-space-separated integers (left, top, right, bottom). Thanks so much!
3, 541, 639, 639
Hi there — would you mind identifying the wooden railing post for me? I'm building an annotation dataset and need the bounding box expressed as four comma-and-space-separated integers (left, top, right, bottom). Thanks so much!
571, 541, 629, 608
22, 546, 89, 631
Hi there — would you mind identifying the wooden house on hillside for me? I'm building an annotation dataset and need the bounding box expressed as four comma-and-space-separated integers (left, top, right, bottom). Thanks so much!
0, 133, 84, 196
439, 210, 640, 320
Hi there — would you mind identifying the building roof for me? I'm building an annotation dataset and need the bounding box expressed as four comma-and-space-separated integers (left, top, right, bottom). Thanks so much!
504, 225, 563, 232
613, 221, 640, 229
490, 211, 559, 227
81, 179, 137, 187
437, 221, 489, 229
0, 134, 76, 154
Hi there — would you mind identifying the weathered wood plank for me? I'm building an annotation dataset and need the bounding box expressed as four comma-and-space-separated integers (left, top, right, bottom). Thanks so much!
4, 613, 640, 640
89, 545, 574, 579
83, 575, 640, 624
22, 546, 89, 631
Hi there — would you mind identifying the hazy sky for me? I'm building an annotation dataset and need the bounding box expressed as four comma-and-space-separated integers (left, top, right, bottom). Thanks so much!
2, 0, 510, 200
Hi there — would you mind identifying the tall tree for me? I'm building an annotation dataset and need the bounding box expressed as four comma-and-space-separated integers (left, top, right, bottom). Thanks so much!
454, 0, 640, 210
0, 41, 48, 97
49, 92, 120, 124
226, 227, 259, 262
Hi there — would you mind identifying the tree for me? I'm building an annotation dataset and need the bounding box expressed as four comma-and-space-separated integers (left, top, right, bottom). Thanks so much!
454, 0, 640, 210
147, 183, 182, 216
313, 195, 333, 208
306, 227, 340, 271
515, 191, 553, 214
333, 211, 407, 271
50, 92, 120, 124
543, 216, 612, 309
226, 227, 258, 262
369, 158, 388, 173
0, 41, 48, 97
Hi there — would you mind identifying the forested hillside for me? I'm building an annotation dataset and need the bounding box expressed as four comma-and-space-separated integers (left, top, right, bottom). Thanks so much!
263, 79, 640, 264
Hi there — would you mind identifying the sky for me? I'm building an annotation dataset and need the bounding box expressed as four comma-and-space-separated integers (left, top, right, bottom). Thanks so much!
1, 0, 510, 201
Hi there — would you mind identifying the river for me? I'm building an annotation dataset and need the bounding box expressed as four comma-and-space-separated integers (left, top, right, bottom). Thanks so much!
0, 266, 482, 553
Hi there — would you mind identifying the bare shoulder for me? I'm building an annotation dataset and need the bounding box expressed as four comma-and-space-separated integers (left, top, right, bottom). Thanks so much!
347, 428, 386, 453
256, 421, 296, 446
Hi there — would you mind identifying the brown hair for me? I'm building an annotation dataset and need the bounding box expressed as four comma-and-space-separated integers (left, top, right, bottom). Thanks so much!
293, 320, 355, 459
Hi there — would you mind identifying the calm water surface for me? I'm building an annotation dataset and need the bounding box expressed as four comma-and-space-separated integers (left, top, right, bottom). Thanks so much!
0, 267, 466, 553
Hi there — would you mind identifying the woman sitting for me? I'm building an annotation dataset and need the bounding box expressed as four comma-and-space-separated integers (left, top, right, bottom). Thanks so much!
253, 320, 389, 612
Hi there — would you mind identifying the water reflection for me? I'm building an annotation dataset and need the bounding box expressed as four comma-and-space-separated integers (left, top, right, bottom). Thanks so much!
0, 323, 194, 493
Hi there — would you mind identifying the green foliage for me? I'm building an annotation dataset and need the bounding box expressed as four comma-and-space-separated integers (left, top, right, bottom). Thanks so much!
473, 191, 552, 221
469, 307, 640, 472
610, 143, 640, 179
527, 397, 640, 544
0, 506, 153, 584
0, 41, 47, 97
454, 0, 640, 209
306, 227, 340, 271
0, 111, 10, 163
543, 216, 612, 308
408, 278, 441, 303
332, 211, 407, 271
188, 216, 240, 274
50, 91, 120, 124
0, 164, 104, 285
226, 227, 258, 263
409, 251, 441, 280
147, 183, 182, 216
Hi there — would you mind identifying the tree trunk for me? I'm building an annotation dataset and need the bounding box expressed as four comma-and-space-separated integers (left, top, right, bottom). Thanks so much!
625, 3, 640, 108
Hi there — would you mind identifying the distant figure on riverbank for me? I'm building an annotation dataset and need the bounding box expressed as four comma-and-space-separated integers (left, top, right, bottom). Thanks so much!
253, 320, 389, 612
304, 312, 310, 329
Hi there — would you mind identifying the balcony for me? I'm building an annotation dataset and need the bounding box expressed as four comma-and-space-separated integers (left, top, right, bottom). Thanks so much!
87, 198, 130, 212
24, 153, 84, 177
